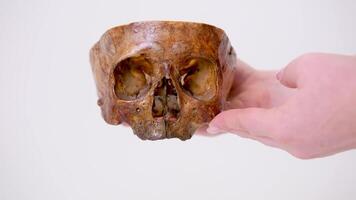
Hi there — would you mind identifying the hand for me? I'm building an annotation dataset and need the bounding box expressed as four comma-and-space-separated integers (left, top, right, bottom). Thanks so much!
196, 58, 294, 133
206, 53, 356, 159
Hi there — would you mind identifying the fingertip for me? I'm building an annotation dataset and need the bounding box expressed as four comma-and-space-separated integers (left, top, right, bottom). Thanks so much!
276, 69, 284, 81
209, 109, 241, 133
214, 108, 279, 138
209, 110, 229, 128
194, 124, 224, 137
206, 125, 224, 135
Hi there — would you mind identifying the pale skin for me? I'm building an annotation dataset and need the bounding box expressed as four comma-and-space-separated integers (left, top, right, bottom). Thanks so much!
199, 53, 356, 159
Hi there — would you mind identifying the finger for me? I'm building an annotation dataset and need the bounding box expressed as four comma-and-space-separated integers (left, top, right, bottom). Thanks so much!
194, 124, 219, 137
193, 124, 219, 137
235, 58, 255, 80
277, 55, 307, 88
207, 107, 280, 138
224, 127, 279, 147
227, 58, 255, 98
203, 121, 279, 147
247, 134, 279, 148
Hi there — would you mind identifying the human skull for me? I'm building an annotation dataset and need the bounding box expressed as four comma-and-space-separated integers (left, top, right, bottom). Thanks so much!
90, 21, 236, 140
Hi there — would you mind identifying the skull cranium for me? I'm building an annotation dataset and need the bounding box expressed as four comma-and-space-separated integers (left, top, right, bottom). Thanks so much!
90, 21, 237, 140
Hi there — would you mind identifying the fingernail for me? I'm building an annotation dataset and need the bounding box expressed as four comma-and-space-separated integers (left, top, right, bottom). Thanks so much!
206, 126, 224, 134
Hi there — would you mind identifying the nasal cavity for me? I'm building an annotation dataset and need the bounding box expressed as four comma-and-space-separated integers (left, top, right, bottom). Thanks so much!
152, 78, 180, 120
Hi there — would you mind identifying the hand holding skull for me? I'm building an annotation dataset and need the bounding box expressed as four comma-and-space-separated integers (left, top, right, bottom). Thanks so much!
208, 53, 356, 159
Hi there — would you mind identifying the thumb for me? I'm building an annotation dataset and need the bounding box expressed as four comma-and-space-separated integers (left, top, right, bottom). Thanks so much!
207, 108, 279, 137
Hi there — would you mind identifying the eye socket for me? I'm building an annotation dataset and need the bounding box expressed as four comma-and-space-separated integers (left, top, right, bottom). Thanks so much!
114, 56, 153, 100
179, 58, 217, 101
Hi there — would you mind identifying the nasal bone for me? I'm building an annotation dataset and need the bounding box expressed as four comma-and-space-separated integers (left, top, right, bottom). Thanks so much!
163, 62, 171, 79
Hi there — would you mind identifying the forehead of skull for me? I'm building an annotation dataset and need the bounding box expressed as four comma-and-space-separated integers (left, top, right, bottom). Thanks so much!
99, 21, 225, 64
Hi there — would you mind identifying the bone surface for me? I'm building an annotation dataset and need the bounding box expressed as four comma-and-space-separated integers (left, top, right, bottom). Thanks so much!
90, 21, 237, 140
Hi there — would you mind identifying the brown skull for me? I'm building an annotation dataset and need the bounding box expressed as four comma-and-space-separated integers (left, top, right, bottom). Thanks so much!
90, 21, 237, 140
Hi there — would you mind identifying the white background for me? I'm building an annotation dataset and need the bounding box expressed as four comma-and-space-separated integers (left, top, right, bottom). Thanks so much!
1, 0, 356, 199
